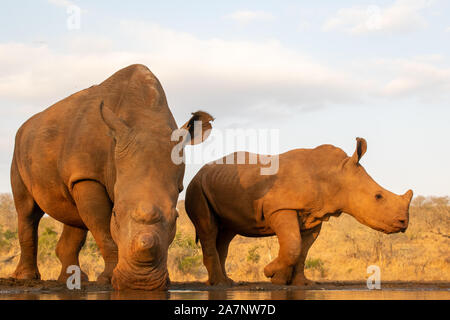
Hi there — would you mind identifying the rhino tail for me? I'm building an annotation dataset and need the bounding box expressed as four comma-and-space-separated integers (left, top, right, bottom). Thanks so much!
195, 232, 199, 245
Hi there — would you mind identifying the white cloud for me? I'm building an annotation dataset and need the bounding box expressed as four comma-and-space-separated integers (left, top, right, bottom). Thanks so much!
0, 21, 364, 124
47, 0, 75, 8
225, 10, 275, 24
0, 43, 132, 107
0, 21, 448, 127
323, 0, 433, 35
446, 26, 450, 32
378, 58, 450, 99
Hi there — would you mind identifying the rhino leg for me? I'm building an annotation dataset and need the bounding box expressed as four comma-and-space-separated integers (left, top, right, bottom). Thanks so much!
291, 224, 322, 286
199, 223, 229, 286
216, 228, 236, 283
56, 224, 89, 282
10, 161, 44, 280
185, 182, 231, 286
72, 180, 118, 284
263, 210, 301, 285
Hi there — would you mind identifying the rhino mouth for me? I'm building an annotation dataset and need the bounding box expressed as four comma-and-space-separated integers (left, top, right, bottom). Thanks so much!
111, 262, 169, 291
378, 224, 407, 234
354, 214, 408, 235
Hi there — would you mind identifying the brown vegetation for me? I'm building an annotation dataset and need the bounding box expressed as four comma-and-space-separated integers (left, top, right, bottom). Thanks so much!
0, 194, 448, 282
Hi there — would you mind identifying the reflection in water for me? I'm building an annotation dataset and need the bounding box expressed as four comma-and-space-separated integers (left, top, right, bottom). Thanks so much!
1, 289, 449, 300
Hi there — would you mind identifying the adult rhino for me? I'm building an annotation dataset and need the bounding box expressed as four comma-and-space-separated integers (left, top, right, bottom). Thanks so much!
185, 138, 413, 286
11, 64, 213, 290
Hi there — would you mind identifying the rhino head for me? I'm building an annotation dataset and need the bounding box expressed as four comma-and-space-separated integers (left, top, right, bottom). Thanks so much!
338, 137, 413, 234
100, 103, 213, 290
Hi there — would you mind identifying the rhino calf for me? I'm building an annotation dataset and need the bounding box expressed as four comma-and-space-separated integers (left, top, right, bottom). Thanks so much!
185, 138, 413, 286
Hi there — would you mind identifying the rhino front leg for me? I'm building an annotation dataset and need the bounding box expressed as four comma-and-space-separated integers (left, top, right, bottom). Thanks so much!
264, 210, 301, 285
291, 224, 322, 286
72, 180, 118, 284
56, 224, 89, 282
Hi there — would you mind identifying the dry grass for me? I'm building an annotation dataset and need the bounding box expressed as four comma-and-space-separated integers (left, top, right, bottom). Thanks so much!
0, 193, 449, 282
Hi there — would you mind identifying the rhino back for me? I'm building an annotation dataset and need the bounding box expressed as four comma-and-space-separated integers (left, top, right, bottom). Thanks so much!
260, 145, 347, 217
196, 146, 348, 234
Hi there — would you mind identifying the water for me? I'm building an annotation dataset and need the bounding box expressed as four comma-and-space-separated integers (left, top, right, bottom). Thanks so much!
1, 289, 449, 300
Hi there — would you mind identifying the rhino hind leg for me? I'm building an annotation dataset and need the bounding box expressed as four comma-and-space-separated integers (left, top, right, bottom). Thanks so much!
200, 228, 231, 286
263, 210, 301, 285
10, 160, 44, 280
291, 224, 322, 286
56, 224, 89, 282
185, 183, 231, 286
216, 228, 236, 284
72, 180, 118, 284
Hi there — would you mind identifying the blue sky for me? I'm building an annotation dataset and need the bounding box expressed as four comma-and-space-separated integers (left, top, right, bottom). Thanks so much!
0, 0, 449, 196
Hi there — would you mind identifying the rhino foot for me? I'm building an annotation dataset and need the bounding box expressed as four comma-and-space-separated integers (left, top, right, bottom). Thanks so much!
292, 277, 316, 287
264, 265, 293, 285
264, 259, 294, 285
96, 272, 113, 284
206, 276, 234, 286
57, 269, 89, 283
11, 266, 41, 280
269, 269, 294, 285
225, 277, 235, 285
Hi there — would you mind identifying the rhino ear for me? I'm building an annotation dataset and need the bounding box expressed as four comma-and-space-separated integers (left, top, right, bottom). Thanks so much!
180, 111, 214, 145
351, 137, 367, 164
100, 101, 131, 139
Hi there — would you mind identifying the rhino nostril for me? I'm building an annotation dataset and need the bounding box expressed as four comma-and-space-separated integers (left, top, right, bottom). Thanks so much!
130, 233, 161, 263
137, 234, 156, 250
397, 219, 408, 232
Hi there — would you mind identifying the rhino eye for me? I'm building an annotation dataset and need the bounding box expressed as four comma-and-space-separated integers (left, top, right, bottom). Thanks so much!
375, 193, 383, 200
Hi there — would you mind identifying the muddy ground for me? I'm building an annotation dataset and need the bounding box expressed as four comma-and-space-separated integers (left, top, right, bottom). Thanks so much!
1, 278, 448, 293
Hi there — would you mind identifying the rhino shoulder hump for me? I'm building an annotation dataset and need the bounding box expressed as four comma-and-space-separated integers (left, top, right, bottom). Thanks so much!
126, 64, 155, 78
314, 144, 347, 159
